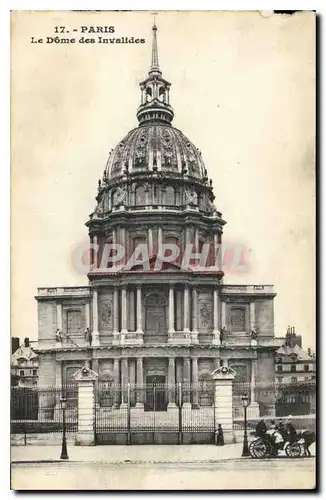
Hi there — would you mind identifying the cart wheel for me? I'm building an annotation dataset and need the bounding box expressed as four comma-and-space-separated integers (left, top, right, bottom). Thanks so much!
285, 442, 302, 458
250, 438, 268, 459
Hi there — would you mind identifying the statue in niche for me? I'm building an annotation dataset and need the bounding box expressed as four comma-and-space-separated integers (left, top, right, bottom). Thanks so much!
184, 188, 198, 206
220, 327, 227, 344
208, 198, 217, 214
84, 327, 92, 345
251, 326, 258, 345
113, 186, 127, 207
93, 202, 104, 218
251, 326, 258, 339
55, 329, 62, 343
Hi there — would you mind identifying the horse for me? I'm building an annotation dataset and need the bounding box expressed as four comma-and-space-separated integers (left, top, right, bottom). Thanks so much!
299, 429, 316, 457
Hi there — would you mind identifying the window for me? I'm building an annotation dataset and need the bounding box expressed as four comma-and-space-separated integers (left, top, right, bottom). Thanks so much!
164, 186, 175, 206
158, 86, 165, 102
291, 376, 297, 383
304, 364, 309, 372
277, 365, 283, 372
19, 370, 24, 377
290, 364, 296, 372
33, 370, 37, 376
146, 87, 152, 102
230, 308, 246, 332
277, 377, 283, 384
135, 185, 146, 206
67, 310, 82, 333
305, 377, 310, 381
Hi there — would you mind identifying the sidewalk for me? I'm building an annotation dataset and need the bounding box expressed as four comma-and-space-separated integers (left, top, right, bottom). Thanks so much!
11, 443, 243, 464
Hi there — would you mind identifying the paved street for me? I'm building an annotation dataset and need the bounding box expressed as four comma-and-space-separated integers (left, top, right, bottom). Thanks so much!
11, 457, 315, 490
11, 443, 316, 490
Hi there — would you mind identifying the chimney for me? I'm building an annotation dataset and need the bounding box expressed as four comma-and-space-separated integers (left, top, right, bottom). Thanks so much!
308, 348, 311, 356
293, 326, 295, 334
11, 337, 20, 354
24, 337, 30, 348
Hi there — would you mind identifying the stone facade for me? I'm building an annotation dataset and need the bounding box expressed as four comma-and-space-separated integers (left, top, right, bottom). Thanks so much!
34, 23, 282, 420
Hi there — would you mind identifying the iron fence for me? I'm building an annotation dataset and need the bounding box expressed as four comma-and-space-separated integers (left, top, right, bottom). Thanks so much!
11, 385, 78, 440
95, 382, 216, 445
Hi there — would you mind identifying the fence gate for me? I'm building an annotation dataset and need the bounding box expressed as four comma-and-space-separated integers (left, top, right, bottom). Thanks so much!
95, 382, 215, 445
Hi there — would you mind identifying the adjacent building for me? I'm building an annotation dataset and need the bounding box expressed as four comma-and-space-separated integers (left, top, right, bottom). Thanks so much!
275, 327, 316, 416
11, 338, 39, 387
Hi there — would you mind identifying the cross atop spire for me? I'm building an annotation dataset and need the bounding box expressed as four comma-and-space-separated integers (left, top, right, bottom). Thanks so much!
149, 15, 161, 74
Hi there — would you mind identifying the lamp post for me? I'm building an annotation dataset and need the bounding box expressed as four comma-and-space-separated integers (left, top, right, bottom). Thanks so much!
60, 396, 69, 460
241, 392, 250, 457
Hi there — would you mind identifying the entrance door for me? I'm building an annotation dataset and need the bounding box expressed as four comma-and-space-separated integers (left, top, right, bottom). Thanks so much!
145, 375, 167, 411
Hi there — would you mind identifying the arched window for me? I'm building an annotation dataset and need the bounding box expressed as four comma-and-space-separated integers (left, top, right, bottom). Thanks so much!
146, 87, 152, 102
135, 185, 146, 206
230, 307, 246, 332
158, 87, 165, 102
132, 235, 147, 252
164, 186, 175, 206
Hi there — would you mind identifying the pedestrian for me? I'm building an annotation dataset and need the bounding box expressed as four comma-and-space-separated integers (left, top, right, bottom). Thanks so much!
285, 415, 297, 444
255, 418, 267, 438
216, 424, 224, 446
277, 419, 287, 442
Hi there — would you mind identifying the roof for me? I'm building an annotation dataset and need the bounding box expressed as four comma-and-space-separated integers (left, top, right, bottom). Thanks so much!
11, 345, 38, 364
276, 344, 314, 361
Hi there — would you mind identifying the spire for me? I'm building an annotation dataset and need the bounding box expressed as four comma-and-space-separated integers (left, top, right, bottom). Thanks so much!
136, 18, 174, 126
150, 19, 161, 74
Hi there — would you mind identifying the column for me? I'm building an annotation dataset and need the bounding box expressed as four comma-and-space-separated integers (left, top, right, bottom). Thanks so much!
183, 358, 191, 407
212, 287, 220, 345
192, 357, 199, 408
113, 358, 120, 407
158, 227, 163, 255
191, 287, 198, 343
121, 286, 127, 334
214, 233, 221, 271
248, 359, 260, 419
93, 235, 98, 268
56, 301, 63, 346
250, 301, 256, 330
250, 360, 256, 403
136, 286, 143, 333
120, 228, 126, 265
195, 228, 199, 253
136, 357, 144, 407
168, 285, 175, 335
168, 357, 176, 407
112, 229, 117, 268
121, 358, 129, 406
56, 302, 63, 330
112, 287, 119, 343
148, 227, 153, 256
84, 301, 90, 330
221, 300, 227, 328
183, 285, 190, 334
55, 360, 62, 406
91, 288, 100, 346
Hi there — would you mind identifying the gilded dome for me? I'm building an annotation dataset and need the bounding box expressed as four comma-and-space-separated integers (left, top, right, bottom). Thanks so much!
105, 124, 207, 181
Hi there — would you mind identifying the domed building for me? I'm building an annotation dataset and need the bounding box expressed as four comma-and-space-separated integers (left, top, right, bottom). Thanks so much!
35, 23, 281, 443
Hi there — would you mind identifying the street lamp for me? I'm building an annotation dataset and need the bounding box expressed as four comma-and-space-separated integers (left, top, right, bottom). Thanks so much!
60, 396, 69, 460
241, 393, 250, 457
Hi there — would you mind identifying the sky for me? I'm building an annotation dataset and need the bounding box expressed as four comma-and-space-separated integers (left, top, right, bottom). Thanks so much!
11, 11, 315, 348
